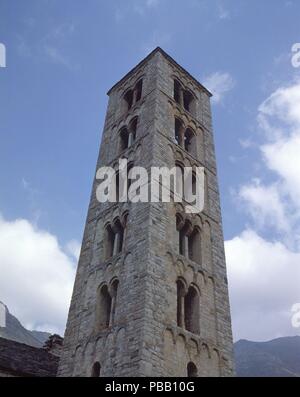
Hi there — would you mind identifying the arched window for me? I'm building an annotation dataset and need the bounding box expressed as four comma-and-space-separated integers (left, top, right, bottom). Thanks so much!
184, 128, 196, 156
128, 117, 138, 147
175, 119, 197, 156
113, 219, 124, 255
176, 214, 185, 256
187, 362, 198, 377
96, 285, 112, 330
104, 225, 115, 259
173, 80, 196, 115
135, 79, 143, 102
176, 276, 200, 335
177, 279, 185, 327
175, 118, 183, 146
123, 80, 143, 113
192, 172, 197, 196
174, 79, 181, 104
183, 90, 195, 114
110, 279, 119, 326
179, 229, 185, 256
188, 228, 201, 264
91, 362, 101, 377
124, 90, 134, 111
176, 215, 201, 264
95, 279, 119, 331
184, 286, 200, 334
104, 220, 125, 259
126, 162, 135, 196
174, 163, 184, 201
120, 127, 129, 152
119, 118, 138, 153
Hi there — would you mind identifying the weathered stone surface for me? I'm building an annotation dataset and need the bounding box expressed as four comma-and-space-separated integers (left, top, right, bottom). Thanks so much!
58, 47, 234, 377
0, 337, 59, 377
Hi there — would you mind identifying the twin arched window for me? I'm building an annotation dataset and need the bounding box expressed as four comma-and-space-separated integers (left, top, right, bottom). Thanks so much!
123, 79, 143, 112
119, 117, 138, 152
175, 118, 197, 157
95, 279, 119, 331
176, 215, 201, 264
173, 79, 196, 115
104, 217, 126, 259
177, 279, 200, 335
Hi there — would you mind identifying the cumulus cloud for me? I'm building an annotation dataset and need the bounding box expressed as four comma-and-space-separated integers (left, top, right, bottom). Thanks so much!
226, 230, 300, 341
226, 79, 300, 341
259, 81, 300, 204
237, 79, 300, 242
238, 179, 290, 234
203, 72, 235, 103
0, 215, 77, 335
66, 239, 81, 261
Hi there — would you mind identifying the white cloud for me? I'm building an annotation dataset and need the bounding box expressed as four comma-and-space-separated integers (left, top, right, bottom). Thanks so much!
237, 80, 300, 240
226, 230, 300, 341
238, 179, 290, 234
227, 79, 300, 341
259, 81, 300, 204
203, 72, 235, 104
263, 135, 300, 202
0, 215, 76, 335
66, 239, 81, 261
259, 81, 300, 126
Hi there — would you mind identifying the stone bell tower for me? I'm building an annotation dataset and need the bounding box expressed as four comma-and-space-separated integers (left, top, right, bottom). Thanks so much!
58, 48, 234, 377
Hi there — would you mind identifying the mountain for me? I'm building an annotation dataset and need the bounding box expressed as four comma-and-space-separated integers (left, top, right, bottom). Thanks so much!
2, 298, 299, 375
0, 301, 50, 348
234, 336, 300, 377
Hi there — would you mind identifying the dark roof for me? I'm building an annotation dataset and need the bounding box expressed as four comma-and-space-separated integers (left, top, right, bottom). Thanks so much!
107, 47, 212, 97
0, 337, 59, 377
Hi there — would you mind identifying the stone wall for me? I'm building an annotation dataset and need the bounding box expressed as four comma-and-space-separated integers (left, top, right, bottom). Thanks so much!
0, 337, 59, 377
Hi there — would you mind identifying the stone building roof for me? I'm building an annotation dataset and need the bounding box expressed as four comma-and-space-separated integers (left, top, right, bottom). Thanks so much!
107, 47, 212, 97
0, 337, 59, 377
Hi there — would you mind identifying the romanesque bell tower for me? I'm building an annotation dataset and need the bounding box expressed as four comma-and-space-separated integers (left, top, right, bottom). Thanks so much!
58, 48, 234, 377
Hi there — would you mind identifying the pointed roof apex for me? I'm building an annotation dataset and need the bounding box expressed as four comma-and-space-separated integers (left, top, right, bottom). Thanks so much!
107, 47, 212, 97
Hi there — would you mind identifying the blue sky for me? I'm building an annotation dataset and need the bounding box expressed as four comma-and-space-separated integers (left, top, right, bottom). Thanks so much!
1, 0, 300, 341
